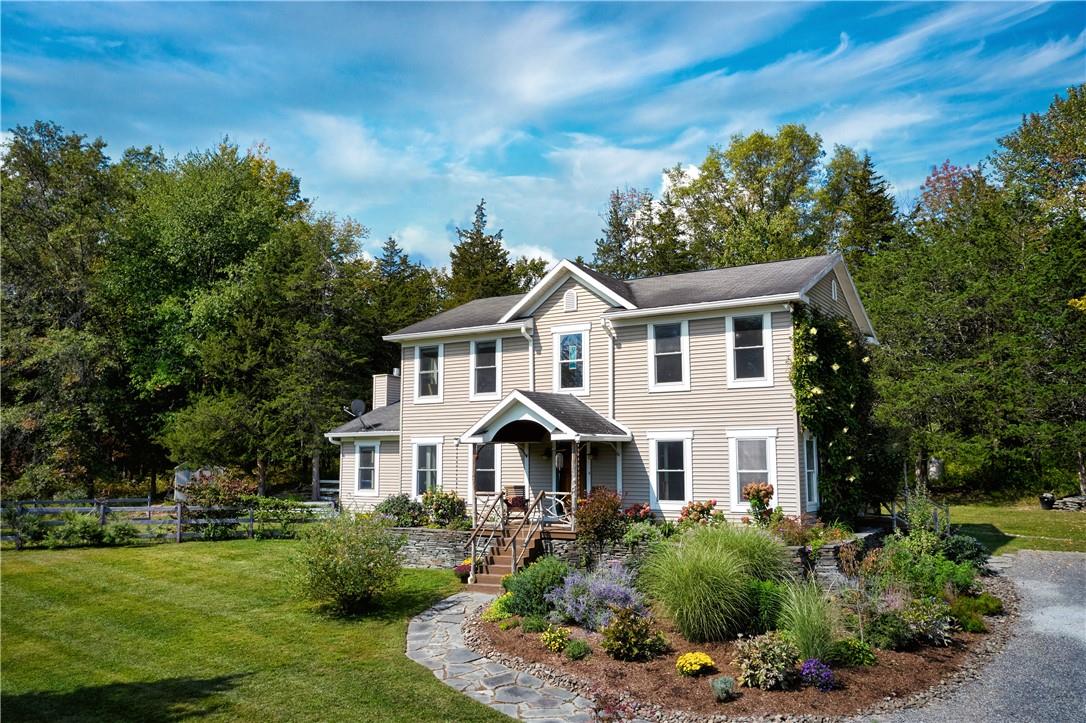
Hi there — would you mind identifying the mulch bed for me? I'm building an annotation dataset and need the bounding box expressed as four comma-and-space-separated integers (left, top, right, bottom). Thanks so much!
475, 619, 980, 718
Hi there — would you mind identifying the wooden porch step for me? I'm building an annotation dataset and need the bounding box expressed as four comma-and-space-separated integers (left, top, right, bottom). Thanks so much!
471, 572, 508, 586
465, 582, 503, 594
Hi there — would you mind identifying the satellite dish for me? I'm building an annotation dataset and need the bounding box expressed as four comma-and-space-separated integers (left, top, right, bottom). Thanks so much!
350, 399, 367, 418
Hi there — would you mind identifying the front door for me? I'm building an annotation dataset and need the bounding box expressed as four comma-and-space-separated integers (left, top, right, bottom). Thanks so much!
554, 442, 588, 498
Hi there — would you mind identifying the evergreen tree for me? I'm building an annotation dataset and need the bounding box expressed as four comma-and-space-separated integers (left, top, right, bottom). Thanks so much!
369, 236, 441, 375
511, 256, 549, 290
447, 199, 519, 306
592, 188, 648, 279
837, 153, 898, 267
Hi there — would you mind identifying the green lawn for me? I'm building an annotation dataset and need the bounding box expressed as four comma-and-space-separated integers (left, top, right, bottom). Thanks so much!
1, 540, 508, 722
950, 503, 1086, 554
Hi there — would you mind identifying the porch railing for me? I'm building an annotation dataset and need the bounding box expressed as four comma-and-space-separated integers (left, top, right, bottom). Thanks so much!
466, 491, 505, 584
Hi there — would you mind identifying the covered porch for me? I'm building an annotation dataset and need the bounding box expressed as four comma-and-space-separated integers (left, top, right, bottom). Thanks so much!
460, 390, 631, 574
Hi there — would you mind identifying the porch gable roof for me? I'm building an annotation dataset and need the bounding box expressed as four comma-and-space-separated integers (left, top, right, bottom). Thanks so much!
459, 390, 631, 444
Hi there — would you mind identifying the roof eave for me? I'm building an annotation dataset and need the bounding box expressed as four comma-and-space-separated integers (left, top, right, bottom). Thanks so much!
325, 431, 401, 442
383, 319, 534, 343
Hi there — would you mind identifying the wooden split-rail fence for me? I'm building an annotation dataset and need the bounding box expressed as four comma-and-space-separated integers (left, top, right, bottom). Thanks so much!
1, 498, 336, 543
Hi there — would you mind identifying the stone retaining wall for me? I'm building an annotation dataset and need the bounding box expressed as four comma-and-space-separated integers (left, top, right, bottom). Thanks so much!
395, 527, 490, 569
1053, 495, 1086, 511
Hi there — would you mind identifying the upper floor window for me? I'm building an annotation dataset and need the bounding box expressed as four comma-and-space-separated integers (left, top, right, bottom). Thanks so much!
470, 339, 500, 400
804, 434, 819, 511
649, 320, 689, 392
726, 312, 773, 388
552, 323, 590, 395
415, 344, 443, 403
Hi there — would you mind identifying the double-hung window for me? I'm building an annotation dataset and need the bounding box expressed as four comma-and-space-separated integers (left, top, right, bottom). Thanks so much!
474, 444, 497, 493
415, 344, 443, 402
414, 440, 441, 496
804, 435, 819, 511
648, 431, 692, 509
726, 312, 773, 387
356, 442, 378, 495
553, 324, 590, 394
649, 321, 689, 391
728, 429, 777, 512
470, 339, 500, 400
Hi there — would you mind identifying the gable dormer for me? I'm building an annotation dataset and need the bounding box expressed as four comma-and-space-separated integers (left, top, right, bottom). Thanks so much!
498, 259, 636, 322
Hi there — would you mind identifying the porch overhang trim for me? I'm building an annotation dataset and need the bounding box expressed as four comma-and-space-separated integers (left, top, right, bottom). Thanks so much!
458, 390, 632, 445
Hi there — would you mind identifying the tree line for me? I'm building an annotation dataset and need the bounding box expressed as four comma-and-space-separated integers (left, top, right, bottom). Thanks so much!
2, 85, 1082, 501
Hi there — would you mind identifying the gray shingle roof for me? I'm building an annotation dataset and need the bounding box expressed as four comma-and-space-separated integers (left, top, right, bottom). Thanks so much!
518, 391, 627, 437
328, 401, 400, 435
388, 293, 524, 336
387, 254, 838, 336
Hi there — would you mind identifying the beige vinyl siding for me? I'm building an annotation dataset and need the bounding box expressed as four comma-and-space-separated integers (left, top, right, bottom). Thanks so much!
531, 277, 611, 411
400, 334, 531, 502
338, 439, 400, 512
589, 444, 618, 492
807, 272, 856, 326
613, 310, 801, 518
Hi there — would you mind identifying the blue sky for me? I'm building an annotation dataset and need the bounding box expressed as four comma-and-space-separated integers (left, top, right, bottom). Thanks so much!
3, 2, 1083, 266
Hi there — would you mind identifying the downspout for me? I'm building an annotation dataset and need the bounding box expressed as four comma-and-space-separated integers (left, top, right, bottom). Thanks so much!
519, 323, 534, 392
602, 318, 617, 419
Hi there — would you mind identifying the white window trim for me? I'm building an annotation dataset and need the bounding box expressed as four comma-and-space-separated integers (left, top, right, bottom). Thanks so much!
647, 430, 694, 511
647, 320, 691, 392
727, 428, 778, 513
725, 312, 774, 388
414, 344, 444, 404
564, 288, 578, 312
830, 278, 839, 302
804, 433, 820, 512
469, 338, 502, 401
473, 442, 502, 495
355, 441, 380, 497
552, 322, 591, 396
411, 437, 443, 499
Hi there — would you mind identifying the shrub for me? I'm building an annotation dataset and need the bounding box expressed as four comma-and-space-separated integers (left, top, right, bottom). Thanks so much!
867, 611, 916, 650
733, 632, 799, 690
971, 592, 1004, 615
710, 675, 739, 702
777, 582, 839, 661
521, 615, 549, 633
623, 502, 655, 522
692, 524, 791, 581
872, 534, 976, 598
1, 507, 48, 548
498, 617, 520, 631
622, 520, 663, 547
102, 518, 140, 545
574, 488, 626, 544
746, 579, 784, 634
903, 598, 956, 646
826, 637, 876, 667
941, 533, 990, 570
800, 658, 836, 692
540, 625, 571, 653
482, 592, 515, 622
545, 562, 645, 631
600, 606, 667, 662
45, 512, 104, 548
291, 513, 405, 614
950, 604, 986, 633
743, 483, 775, 527
503, 556, 569, 617
183, 469, 257, 506
421, 489, 467, 528
374, 494, 424, 527
769, 515, 809, 546
564, 638, 592, 661
677, 499, 722, 526
242, 496, 315, 538
676, 652, 716, 677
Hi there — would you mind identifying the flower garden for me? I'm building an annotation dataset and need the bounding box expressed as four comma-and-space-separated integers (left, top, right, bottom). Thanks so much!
467, 487, 1007, 719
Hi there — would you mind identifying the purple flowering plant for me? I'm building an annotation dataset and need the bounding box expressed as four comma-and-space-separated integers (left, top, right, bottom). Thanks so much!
800, 658, 836, 692
544, 562, 645, 631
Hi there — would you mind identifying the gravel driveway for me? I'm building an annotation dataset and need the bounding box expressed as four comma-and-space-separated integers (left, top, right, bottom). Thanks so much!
871, 550, 1086, 723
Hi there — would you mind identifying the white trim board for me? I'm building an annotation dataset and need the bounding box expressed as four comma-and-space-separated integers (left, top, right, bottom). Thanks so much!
498, 259, 636, 323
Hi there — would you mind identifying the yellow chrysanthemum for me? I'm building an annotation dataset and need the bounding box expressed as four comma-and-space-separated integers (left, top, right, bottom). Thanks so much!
676, 651, 716, 676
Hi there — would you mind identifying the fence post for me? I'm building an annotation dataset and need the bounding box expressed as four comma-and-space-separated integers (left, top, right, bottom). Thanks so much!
175, 502, 183, 543
248, 508, 254, 539
98, 500, 108, 528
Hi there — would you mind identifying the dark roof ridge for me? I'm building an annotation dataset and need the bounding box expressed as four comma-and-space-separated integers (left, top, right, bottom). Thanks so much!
624, 253, 838, 283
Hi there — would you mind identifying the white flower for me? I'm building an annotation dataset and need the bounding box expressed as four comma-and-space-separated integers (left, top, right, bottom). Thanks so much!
809, 327, 818, 335
808, 354, 818, 362
831, 363, 840, 372
862, 356, 870, 364
847, 340, 855, 348
810, 386, 823, 396
847, 475, 856, 482
846, 455, 853, 461
842, 426, 849, 434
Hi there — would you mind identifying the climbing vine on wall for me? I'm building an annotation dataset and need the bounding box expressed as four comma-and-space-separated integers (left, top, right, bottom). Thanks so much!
792, 304, 893, 521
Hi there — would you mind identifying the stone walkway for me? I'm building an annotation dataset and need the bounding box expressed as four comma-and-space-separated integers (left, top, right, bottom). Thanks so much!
405, 592, 596, 722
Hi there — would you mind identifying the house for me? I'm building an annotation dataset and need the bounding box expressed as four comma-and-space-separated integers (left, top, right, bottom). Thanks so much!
326, 253, 874, 544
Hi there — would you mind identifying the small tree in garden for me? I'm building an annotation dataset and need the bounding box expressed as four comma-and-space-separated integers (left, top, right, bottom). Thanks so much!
574, 488, 625, 545
292, 513, 405, 614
